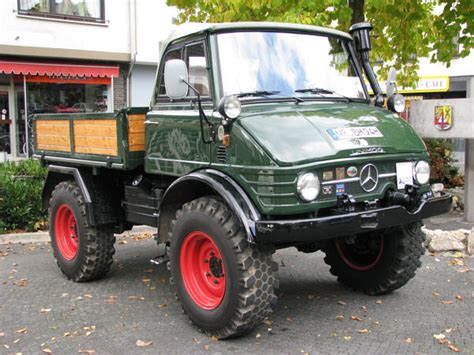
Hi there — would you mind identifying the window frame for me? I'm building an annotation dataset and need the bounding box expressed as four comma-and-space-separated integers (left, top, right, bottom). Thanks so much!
153, 36, 214, 107
17, 0, 105, 23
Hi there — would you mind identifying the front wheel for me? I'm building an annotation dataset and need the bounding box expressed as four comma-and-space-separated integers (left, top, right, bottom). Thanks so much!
322, 222, 425, 295
169, 197, 278, 339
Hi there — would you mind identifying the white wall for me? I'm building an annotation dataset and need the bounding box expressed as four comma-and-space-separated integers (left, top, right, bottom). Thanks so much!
134, 0, 177, 64
0, 0, 130, 58
417, 52, 474, 78
130, 64, 156, 106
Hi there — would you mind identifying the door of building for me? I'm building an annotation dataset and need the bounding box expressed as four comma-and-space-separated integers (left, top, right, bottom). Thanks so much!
0, 88, 11, 154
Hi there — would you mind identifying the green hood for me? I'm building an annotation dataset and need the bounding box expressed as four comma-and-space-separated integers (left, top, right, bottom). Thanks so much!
237, 102, 426, 166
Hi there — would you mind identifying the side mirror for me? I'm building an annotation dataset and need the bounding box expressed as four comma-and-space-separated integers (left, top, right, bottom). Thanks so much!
164, 59, 189, 99
385, 67, 397, 97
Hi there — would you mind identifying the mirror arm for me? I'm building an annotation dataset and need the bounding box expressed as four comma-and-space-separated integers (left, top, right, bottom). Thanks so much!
180, 78, 215, 144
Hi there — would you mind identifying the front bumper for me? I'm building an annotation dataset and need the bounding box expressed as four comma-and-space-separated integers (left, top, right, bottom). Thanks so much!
254, 192, 452, 245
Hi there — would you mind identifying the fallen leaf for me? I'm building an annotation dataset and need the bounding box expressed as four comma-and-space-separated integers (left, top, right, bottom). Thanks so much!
432, 291, 440, 297
358, 328, 369, 333
193, 338, 201, 344
375, 300, 383, 304
78, 350, 95, 354
286, 317, 293, 322
15, 327, 27, 334
3, 344, 9, 349
445, 328, 453, 333
210, 335, 218, 342
118, 240, 128, 245
0, 332, 4, 337
84, 294, 93, 299
135, 340, 152, 348
438, 339, 450, 345
42, 349, 53, 354
144, 268, 154, 273
433, 333, 446, 340
204, 345, 210, 351
404, 337, 412, 344
40, 308, 51, 313
448, 259, 464, 266
452, 251, 464, 258
85, 331, 92, 336
448, 344, 461, 353
336, 315, 344, 320
457, 267, 472, 273
15, 279, 28, 287
158, 303, 167, 308
255, 333, 262, 339
351, 315, 362, 321
440, 300, 453, 305
455, 294, 463, 301
263, 319, 273, 326
337, 301, 347, 305
343, 336, 351, 341
13, 338, 20, 344
361, 306, 368, 312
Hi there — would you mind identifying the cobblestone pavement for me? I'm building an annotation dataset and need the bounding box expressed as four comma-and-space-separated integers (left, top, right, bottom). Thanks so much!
0, 235, 473, 354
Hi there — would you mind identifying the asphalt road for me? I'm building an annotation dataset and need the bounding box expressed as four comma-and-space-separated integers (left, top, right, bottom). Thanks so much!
0, 234, 473, 354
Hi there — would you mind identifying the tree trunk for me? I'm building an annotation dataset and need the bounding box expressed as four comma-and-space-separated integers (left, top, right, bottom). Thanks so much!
349, 0, 365, 25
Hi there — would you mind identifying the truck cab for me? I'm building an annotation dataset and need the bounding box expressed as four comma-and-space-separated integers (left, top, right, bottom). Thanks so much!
34, 22, 451, 339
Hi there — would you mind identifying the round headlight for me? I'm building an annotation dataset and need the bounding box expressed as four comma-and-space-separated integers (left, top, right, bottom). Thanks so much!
297, 173, 320, 202
387, 94, 405, 113
218, 95, 241, 120
414, 160, 430, 185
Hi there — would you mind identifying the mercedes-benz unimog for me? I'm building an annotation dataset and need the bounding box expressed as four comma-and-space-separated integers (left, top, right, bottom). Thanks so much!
33, 22, 451, 338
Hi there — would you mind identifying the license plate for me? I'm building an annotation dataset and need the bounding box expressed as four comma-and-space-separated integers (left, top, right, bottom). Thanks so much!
396, 162, 413, 189
327, 127, 383, 140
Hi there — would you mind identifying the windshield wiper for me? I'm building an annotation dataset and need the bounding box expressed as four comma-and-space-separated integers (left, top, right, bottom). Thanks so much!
294, 88, 354, 102
236, 90, 280, 98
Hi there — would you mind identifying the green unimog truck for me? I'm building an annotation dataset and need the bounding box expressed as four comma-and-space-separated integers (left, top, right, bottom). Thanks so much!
33, 22, 451, 338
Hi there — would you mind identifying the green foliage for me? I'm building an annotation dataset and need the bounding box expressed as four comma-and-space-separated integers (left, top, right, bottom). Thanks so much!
167, 0, 474, 88
424, 138, 462, 187
0, 159, 47, 233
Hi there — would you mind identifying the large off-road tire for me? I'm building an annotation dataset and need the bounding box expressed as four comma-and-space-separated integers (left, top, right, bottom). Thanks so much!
169, 196, 278, 339
49, 181, 115, 282
322, 222, 425, 295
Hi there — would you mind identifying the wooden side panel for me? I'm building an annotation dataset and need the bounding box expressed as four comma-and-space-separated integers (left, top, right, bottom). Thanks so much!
128, 114, 145, 152
35, 120, 71, 152
74, 119, 118, 156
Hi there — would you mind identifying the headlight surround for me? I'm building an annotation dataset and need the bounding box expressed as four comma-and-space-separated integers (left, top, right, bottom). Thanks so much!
387, 94, 406, 113
218, 95, 241, 120
414, 160, 430, 185
297, 173, 320, 202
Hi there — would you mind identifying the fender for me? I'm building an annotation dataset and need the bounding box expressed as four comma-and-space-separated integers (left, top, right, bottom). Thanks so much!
42, 165, 95, 225
158, 169, 261, 243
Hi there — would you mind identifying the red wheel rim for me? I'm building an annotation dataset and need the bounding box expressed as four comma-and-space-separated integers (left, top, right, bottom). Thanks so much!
180, 231, 226, 310
54, 204, 79, 260
336, 235, 384, 271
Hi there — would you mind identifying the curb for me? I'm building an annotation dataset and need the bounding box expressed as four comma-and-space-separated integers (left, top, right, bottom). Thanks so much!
0, 225, 156, 245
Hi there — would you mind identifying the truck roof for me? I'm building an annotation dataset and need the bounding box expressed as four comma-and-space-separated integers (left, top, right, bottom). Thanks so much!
162, 21, 353, 51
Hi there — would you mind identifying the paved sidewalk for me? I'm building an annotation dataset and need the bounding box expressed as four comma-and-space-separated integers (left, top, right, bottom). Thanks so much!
0, 235, 472, 354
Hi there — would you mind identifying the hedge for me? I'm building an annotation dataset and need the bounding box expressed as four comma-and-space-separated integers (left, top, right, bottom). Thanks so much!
0, 159, 47, 233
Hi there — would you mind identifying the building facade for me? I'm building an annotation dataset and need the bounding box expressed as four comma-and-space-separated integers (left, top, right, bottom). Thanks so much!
0, 0, 176, 160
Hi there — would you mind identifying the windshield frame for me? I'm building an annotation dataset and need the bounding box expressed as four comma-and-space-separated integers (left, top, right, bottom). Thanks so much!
213, 29, 370, 104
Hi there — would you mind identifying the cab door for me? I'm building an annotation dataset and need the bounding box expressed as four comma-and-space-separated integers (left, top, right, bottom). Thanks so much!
145, 40, 213, 176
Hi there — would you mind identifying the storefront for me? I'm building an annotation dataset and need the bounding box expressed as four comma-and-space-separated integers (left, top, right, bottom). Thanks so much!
0, 60, 119, 159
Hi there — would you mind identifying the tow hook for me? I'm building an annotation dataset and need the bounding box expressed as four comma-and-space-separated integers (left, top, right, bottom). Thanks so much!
150, 245, 170, 266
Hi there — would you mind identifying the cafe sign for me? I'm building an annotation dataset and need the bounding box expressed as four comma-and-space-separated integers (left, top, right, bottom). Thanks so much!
434, 105, 452, 131
398, 76, 450, 94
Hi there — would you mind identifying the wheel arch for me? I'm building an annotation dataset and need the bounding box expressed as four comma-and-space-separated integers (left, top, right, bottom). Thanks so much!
43, 165, 122, 226
158, 169, 260, 244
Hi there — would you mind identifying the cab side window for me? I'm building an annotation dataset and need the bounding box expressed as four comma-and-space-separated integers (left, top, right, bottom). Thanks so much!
185, 42, 210, 97
157, 48, 182, 97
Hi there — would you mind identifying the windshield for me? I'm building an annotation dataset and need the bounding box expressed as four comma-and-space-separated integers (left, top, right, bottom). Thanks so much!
217, 31, 367, 100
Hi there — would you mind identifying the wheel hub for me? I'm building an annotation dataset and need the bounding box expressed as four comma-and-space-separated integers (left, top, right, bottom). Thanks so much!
336, 233, 384, 271
180, 231, 226, 310
54, 204, 79, 261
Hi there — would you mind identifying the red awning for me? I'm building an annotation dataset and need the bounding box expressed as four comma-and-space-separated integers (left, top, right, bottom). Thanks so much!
0, 60, 119, 78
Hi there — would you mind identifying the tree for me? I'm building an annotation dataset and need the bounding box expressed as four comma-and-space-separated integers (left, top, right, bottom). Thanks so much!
167, 0, 474, 87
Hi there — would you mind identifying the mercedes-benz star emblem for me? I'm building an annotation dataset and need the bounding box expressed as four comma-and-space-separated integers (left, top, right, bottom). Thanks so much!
359, 164, 379, 192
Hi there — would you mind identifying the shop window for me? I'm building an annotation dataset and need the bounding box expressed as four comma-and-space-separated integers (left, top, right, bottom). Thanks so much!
27, 82, 109, 114
18, 0, 105, 23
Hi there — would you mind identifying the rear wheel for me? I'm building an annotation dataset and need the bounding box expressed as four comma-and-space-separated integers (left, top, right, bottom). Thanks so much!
169, 196, 278, 338
49, 181, 115, 282
322, 222, 424, 295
